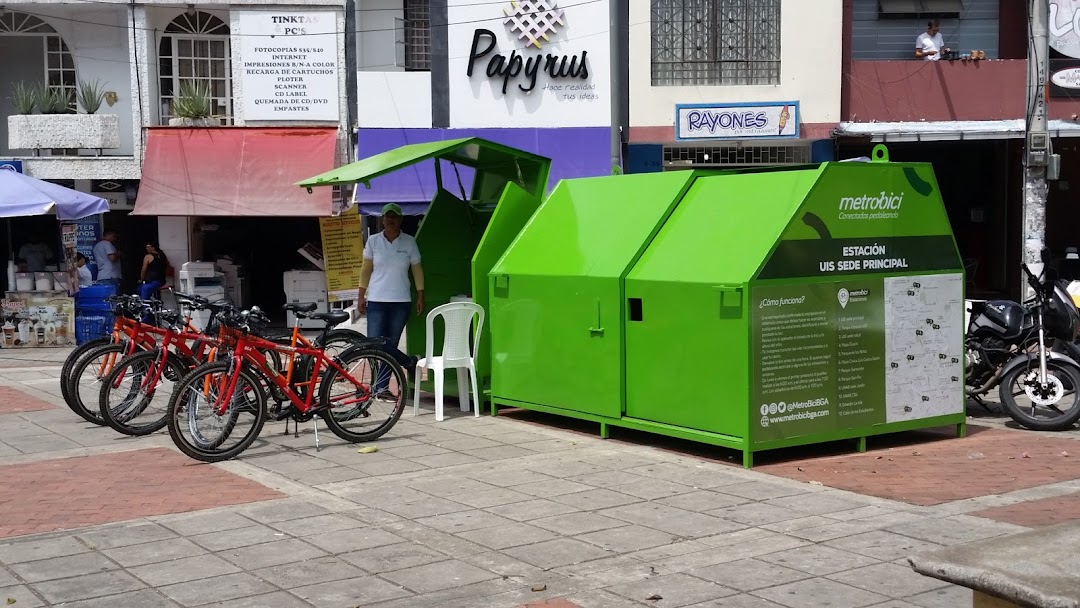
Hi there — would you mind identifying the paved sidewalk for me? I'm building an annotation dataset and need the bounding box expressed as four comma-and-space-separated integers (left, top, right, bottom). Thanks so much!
0, 348, 1078, 607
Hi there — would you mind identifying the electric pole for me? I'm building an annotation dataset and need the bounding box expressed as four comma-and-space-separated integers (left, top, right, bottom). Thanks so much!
344, 0, 359, 218
609, 0, 621, 174
1022, 0, 1050, 296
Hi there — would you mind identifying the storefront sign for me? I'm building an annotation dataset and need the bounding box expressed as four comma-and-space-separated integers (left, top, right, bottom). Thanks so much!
0, 160, 23, 173
1051, 0, 1080, 59
239, 11, 340, 121
676, 102, 799, 141
0, 293, 75, 349
448, 0, 610, 128
318, 205, 363, 302
1050, 59, 1080, 98
72, 216, 101, 277
467, 28, 589, 95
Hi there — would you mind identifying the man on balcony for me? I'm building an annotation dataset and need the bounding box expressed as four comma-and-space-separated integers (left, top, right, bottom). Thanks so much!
915, 19, 950, 61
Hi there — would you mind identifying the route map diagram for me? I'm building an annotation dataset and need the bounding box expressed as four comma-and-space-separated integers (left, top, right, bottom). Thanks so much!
883, 273, 964, 423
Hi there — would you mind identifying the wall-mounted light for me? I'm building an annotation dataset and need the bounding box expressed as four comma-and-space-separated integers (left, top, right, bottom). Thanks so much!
104, 92, 118, 107
185, 4, 195, 16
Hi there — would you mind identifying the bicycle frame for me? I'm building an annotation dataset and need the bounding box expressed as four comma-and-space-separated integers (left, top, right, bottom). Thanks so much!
108, 318, 220, 395
212, 330, 370, 417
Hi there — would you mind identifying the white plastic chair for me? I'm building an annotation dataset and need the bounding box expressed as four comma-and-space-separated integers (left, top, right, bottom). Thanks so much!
412, 302, 485, 421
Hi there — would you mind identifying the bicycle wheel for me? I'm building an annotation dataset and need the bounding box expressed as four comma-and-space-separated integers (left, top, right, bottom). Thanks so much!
99, 349, 188, 437
167, 361, 267, 463
60, 336, 116, 412
999, 357, 1080, 431
319, 347, 406, 442
66, 343, 132, 425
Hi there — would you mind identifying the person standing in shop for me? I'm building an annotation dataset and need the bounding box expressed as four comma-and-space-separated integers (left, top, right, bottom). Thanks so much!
16, 234, 54, 272
75, 253, 93, 288
93, 230, 122, 287
358, 204, 424, 393
137, 241, 168, 300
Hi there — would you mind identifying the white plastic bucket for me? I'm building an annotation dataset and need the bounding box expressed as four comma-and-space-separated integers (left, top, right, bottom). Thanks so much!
34, 272, 53, 291
15, 273, 33, 291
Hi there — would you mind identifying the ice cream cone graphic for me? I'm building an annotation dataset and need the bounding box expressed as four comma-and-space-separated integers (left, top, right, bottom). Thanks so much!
778, 105, 791, 135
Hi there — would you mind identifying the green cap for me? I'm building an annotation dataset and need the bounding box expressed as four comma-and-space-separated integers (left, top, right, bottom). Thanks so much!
381, 203, 402, 217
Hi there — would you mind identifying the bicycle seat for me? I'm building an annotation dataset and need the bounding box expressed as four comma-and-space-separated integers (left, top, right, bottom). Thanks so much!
283, 302, 318, 314
310, 310, 351, 326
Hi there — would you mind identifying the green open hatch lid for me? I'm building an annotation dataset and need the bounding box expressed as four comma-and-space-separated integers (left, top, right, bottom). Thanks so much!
296, 137, 551, 201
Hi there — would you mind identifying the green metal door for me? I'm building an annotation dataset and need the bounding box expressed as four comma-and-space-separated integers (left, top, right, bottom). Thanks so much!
624, 170, 821, 436
489, 172, 697, 418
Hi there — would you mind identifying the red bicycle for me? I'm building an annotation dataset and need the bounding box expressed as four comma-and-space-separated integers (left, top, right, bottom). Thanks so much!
165, 305, 407, 462
97, 294, 235, 436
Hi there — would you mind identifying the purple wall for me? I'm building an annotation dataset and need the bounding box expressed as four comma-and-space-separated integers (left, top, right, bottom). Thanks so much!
354, 127, 612, 211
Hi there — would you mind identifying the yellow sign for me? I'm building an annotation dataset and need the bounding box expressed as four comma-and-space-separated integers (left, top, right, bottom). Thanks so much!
319, 206, 364, 302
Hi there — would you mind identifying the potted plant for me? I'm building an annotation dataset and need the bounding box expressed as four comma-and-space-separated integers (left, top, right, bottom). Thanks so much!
10, 81, 40, 115
169, 80, 219, 127
7, 80, 120, 151
77, 78, 106, 114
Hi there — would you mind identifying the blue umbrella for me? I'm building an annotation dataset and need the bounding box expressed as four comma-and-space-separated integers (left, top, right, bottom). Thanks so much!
0, 168, 109, 220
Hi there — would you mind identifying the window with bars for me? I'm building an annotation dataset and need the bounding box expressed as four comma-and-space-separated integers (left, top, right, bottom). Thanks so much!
651, 0, 782, 86
395, 0, 431, 71
0, 12, 77, 111
158, 11, 232, 124
663, 143, 809, 167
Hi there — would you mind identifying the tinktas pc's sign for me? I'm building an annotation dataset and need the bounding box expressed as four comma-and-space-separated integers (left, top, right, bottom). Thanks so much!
676, 102, 799, 141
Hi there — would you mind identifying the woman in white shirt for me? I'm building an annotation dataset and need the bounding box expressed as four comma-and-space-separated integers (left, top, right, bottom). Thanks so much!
357, 204, 425, 395
76, 253, 93, 288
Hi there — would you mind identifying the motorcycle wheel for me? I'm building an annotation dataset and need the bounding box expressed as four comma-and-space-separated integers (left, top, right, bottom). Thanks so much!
999, 357, 1080, 431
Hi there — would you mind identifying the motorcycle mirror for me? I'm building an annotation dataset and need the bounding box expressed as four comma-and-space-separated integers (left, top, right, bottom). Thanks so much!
1068, 247, 1079, 261
1041, 247, 1052, 265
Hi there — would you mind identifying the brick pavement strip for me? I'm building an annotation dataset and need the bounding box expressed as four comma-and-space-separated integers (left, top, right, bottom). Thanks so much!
0, 448, 283, 538
756, 426, 1080, 506
0, 386, 56, 414
969, 491, 1080, 528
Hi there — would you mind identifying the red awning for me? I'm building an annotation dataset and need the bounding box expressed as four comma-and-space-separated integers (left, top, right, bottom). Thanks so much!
133, 127, 338, 216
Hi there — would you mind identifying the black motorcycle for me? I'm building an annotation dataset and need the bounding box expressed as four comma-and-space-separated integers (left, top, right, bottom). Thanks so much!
965, 255, 1080, 431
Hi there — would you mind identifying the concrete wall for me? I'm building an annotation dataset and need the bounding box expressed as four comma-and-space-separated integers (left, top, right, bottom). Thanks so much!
0, 5, 135, 156
629, 0, 843, 132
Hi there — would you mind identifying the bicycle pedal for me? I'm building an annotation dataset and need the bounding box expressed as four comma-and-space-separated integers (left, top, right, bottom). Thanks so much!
274, 405, 297, 422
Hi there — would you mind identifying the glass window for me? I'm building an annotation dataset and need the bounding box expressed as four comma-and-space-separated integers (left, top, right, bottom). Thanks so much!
651, 0, 782, 86
159, 11, 233, 124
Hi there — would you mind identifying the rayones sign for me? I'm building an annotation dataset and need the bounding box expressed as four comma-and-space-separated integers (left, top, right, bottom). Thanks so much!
676, 102, 799, 140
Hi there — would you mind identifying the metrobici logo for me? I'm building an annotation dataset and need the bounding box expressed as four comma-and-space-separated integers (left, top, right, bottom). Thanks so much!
838, 191, 904, 220
758, 397, 831, 427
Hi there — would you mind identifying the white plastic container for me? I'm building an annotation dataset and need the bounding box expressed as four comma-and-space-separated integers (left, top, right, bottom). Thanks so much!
15, 273, 33, 291
34, 272, 53, 291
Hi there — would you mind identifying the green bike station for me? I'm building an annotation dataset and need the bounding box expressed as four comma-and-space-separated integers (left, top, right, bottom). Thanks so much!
301, 143, 967, 467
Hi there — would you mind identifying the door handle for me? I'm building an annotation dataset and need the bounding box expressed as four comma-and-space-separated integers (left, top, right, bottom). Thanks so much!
588, 298, 605, 335
715, 284, 744, 311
